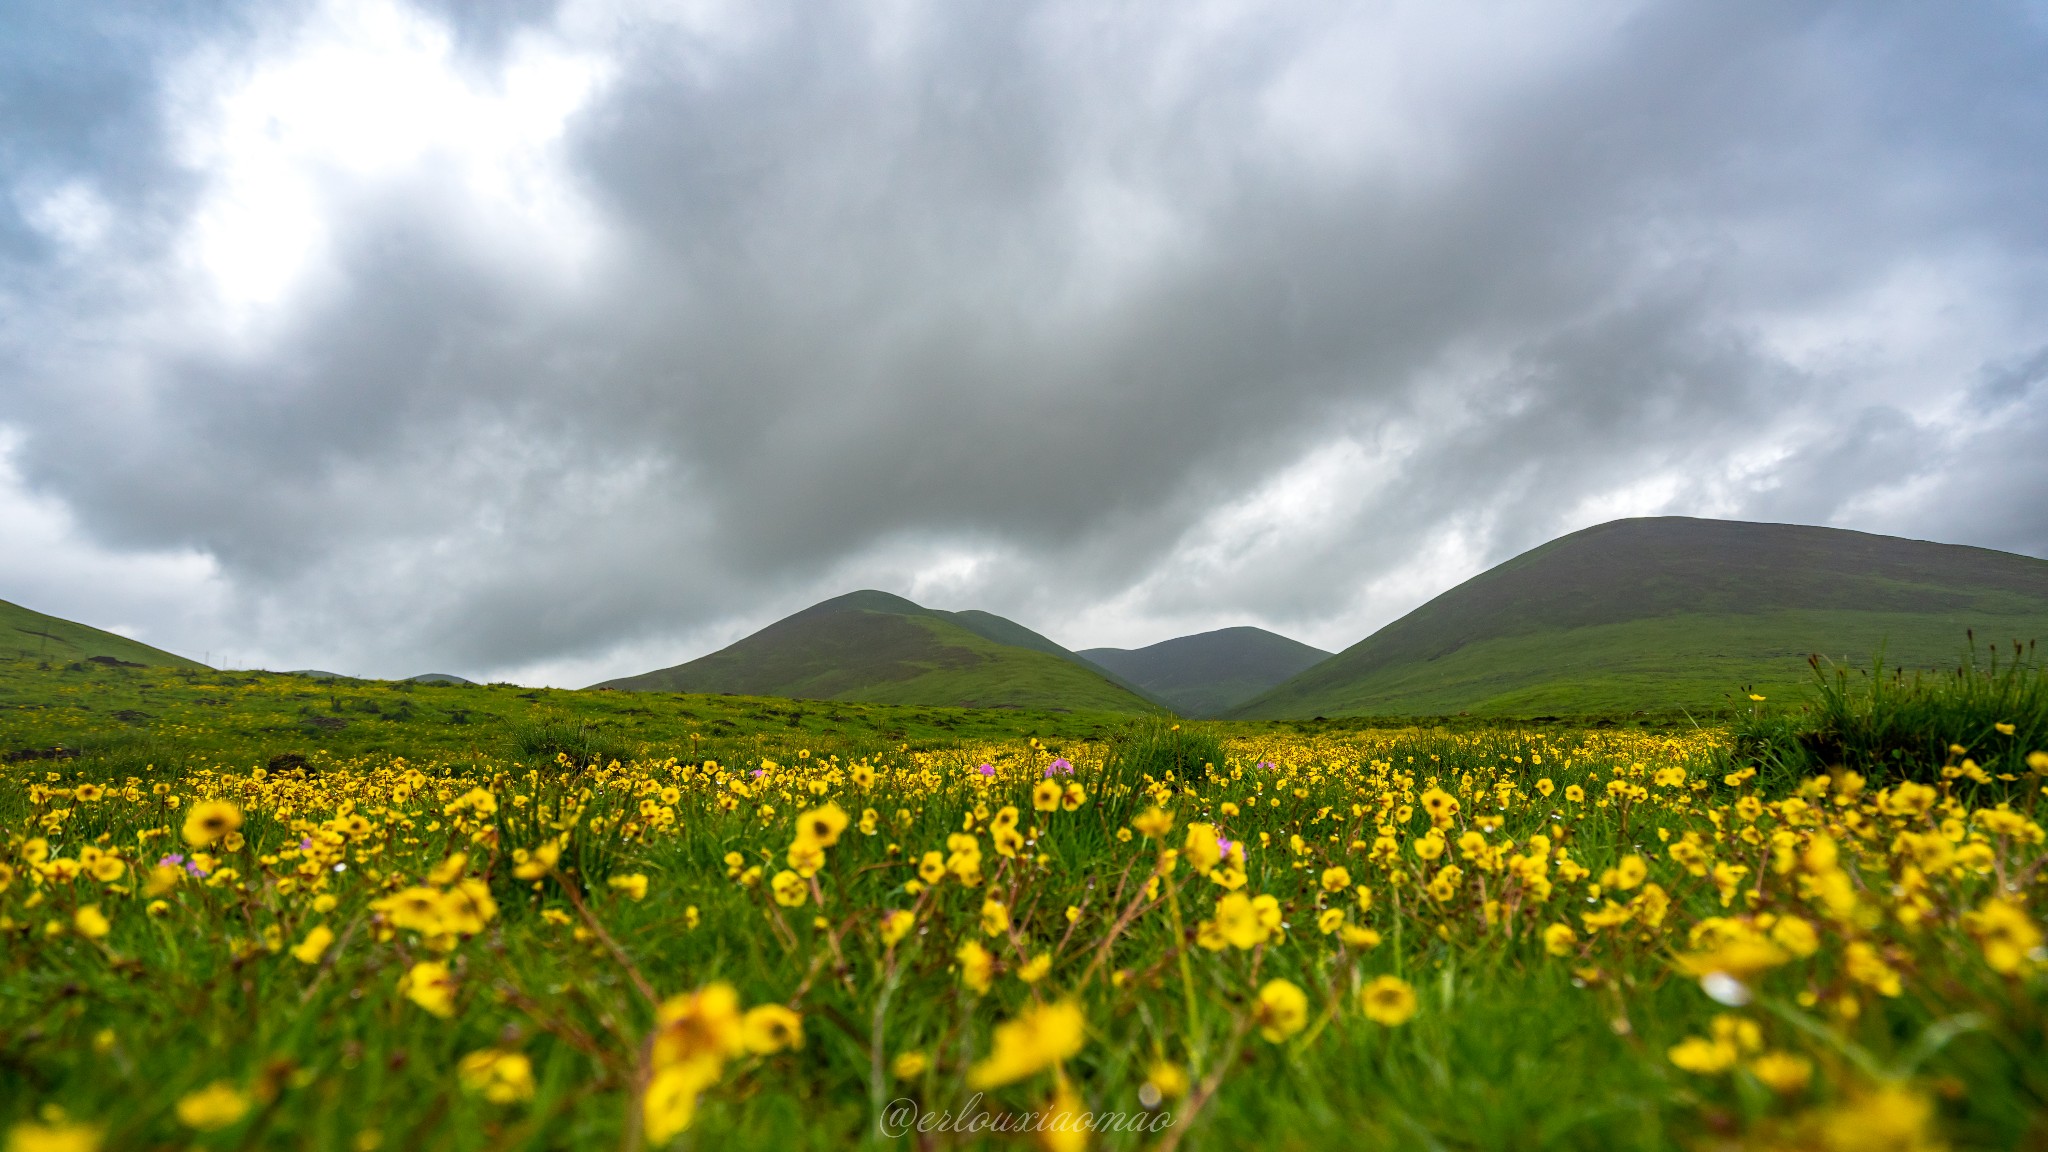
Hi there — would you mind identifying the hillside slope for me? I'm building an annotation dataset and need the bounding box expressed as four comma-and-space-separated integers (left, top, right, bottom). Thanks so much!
1230, 517, 2048, 718
0, 597, 206, 669
1081, 627, 1331, 717
595, 591, 1159, 712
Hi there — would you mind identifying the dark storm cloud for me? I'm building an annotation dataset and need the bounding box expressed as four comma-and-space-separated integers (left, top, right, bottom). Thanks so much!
3, 0, 2047, 679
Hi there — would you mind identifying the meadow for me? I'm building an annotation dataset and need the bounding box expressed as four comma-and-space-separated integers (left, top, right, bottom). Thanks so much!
3, 660, 2045, 1150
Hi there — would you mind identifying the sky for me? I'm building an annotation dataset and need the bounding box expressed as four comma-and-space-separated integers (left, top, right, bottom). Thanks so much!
4, 0, 2048, 685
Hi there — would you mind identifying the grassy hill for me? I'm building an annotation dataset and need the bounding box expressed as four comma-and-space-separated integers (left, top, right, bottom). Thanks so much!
1080, 626, 1331, 717
595, 590, 1161, 713
0, 597, 206, 669
1230, 517, 2048, 719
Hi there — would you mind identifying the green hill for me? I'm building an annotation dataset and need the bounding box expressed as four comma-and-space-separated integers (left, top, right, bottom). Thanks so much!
1080, 627, 1331, 717
595, 590, 1161, 712
0, 597, 206, 669
1229, 517, 2048, 719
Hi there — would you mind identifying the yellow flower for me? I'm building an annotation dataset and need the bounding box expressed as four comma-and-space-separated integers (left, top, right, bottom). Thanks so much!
71, 905, 110, 940
1340, 925, 1382, 949
1253, 979, 1309, 1042
741, 1004, 804, 1054
1845, 941, 1903, 997
175, 1082, 252, 1131
793, 802, 849, 848
1668, 1036, 1738, 1074
457, 1049, 536, 1103
1818, 1084, 1941, 1152
5, 1118, 101, 1152
608, 873, 649, 901
87, 855, 124, 883
1032, 780, 1063, 812
1041, 1078, 1089, 1152
967, 1000, 1086, 1088
1317, 908, 1345, 934
1145, 1061, 1189, 1100
1320, 865, 1352, 892
770, 870, 808, 908
653, 982, 746, 1069
891, 1051, 929, 1080
917, 851, 946, 885
1017, 953, 1053, 984
1359, 975, 1417, 1026
427, 853, 469, 885
980, 899, 1010, 938
511, 842, 560, 880
291, 924, 335, 965
1770, 916, 1821, 958
642, 1057, 721, 1144
956, 940, 994, 994
142, 863, 181, 897
1963, 896, 2042, 974
1132, 807, 1174, 838
880, 908, 916, 946
402, 960, 457, 1018
1746, 1050, 1812, 1095
181, 800, 243, 847
1183, 823, 1223, 872
1543, 923, 1577, 956
1211, 892, 1271, 950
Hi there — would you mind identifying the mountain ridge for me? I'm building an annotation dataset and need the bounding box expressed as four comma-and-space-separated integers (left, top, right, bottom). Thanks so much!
1080, 626, 1330, 717
595, 590, 1161, 713
1230, 517, 2048, 719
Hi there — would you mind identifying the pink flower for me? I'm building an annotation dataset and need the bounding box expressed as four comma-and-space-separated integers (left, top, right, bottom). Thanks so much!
977, 763, 996, 777
1044, 758, 1073, 777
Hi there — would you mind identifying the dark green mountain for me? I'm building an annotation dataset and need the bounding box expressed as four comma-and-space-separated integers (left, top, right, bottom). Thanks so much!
1, 597, 206, 669
1230, 517, 2048, 719
1080, 627, 1331, 717
595, 590, 1160, 712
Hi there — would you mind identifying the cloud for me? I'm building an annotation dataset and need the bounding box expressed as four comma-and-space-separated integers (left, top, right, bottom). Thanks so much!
3, 0, 2047, 679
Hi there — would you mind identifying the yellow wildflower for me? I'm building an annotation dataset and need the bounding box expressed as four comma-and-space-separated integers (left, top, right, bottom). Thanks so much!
980, 899, 1010, 938
1360, 975, 1416, 1026
291, 924, 334, 965
956, 940, 994, 994
402, 960, 457, 1018
457, 1049, 536, 1104
879, 909, 916, 946
175, 1082, 251, 1131
741, 1004, 804, 1054
1253, 979, 1309, 1042
71, 905, 109, 940
5, 1118, 101, 1152
967, 1000, 1086, 1088
608, 873, 649, 901
181, 800, 243, 848
1747, 1050, 1812, 1095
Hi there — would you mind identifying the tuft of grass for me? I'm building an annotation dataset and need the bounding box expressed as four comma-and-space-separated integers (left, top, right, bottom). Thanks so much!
1734, 637, 2048, 784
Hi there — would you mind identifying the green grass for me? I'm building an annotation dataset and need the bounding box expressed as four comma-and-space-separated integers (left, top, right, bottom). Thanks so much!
2, 653, 2044, 1151
0, 597, 205, 669
1231, 608, 2048, 719
1732, 640, 2048, 784
0, 658, 1155, 771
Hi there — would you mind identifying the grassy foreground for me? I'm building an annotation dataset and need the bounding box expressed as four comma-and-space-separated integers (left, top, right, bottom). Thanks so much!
3, 663, 2046, 1150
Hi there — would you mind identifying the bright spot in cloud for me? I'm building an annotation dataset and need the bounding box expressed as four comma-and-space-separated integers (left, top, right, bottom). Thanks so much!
169, 0, 613, 322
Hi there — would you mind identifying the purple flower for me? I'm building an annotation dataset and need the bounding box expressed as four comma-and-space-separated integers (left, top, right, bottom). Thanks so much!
751, 768, 765, 779
299, 838, 314, 851
977, 763, 996, 777
1044, 758, 1073, 777
1256, 760, 1276, 771
157, 854, 185, 867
